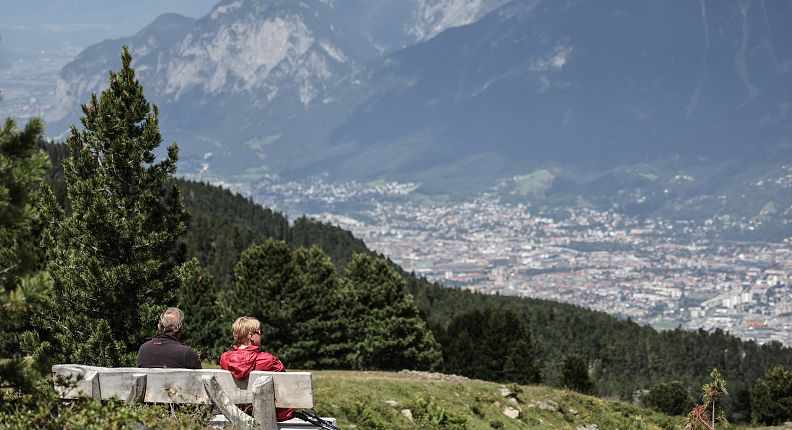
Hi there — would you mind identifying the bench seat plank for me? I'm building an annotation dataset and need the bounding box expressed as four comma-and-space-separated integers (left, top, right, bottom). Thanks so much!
52, 365, 313, 408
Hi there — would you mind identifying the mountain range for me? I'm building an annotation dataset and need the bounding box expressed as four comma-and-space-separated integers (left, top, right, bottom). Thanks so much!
46, 0, 507, 167
45, 0, 792, 221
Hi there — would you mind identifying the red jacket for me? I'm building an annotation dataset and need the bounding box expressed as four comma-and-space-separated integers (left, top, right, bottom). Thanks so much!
219, 345, 295, 421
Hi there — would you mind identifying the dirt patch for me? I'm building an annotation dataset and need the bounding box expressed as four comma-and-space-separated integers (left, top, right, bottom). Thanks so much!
397, 370, 470, 382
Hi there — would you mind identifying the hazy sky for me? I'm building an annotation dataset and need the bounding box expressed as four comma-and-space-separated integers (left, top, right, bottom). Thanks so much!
0, 0, 219, 55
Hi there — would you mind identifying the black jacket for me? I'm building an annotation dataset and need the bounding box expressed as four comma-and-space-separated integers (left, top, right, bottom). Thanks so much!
136, 333, 201, 369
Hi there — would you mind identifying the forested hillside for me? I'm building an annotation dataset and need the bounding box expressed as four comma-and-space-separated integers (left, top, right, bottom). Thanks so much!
36, 141, 792, 423
405, 276, 792, 420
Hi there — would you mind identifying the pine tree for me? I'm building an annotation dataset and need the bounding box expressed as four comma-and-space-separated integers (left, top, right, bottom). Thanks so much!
562, 354, 595, 395
0, 118, 52, 390
282, 246, 347, 369
342, 253, 442, 371
218, 241, 354, 368
750, 365, 792, 425
0, 119, 48, 288
217, 240, 296, 354
37, 47, 187, 366
504, 339, 542, 385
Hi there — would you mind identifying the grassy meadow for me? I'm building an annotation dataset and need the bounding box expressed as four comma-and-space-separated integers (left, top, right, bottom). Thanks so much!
308, 370, 682, 430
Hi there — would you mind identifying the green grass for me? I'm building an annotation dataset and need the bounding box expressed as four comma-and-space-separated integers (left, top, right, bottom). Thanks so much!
749, 200, 778, 224
310, 370, 683, 429
405, 192, 451, 206
513, 170, 555, 197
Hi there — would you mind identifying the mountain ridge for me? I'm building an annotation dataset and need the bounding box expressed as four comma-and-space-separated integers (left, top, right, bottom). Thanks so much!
42, 0, 792, 222
289, 0, 792, 184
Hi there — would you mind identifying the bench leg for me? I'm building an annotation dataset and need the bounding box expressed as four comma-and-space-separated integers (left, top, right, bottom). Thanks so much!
253, 376, 277, 430
201, 375, 255, 429
84, 370, 101, 401
126, 373, 147, 404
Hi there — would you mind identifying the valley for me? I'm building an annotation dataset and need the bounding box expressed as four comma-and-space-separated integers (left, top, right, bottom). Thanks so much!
192, 171, 792, 347
4, 0, 792, 354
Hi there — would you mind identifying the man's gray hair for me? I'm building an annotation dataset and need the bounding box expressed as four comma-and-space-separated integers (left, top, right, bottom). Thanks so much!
158, 307, 184, 334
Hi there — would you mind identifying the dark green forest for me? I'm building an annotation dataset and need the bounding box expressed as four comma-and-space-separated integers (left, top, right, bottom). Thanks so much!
2, 48, 792, 426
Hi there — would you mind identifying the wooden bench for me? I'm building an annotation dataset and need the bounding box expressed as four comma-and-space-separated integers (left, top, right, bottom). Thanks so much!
52, 364, 336, 430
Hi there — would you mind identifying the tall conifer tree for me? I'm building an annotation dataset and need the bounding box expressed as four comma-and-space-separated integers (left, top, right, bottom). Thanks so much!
218, 240, 295, 354
219, 242, 349, 367
176, 259, 219, 358
342, 254, 442, 371
284, 246, 347, 368
0, 118, 52, 389
38, 47, 187, 366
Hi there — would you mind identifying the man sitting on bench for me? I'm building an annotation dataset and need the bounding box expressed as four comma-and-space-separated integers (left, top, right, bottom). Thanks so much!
137, 307, 201, 369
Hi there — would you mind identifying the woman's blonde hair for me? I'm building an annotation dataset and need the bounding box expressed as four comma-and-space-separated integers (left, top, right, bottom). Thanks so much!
232, 316, 261, 345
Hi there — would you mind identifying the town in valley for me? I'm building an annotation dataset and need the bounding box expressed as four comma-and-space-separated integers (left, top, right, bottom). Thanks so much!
190, 171, 792, 347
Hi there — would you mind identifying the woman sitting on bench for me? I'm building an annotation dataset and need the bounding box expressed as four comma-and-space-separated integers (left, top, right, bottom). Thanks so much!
220, 316, 295, 421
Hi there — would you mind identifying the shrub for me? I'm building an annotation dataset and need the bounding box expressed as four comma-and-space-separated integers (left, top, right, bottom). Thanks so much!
0, 386, 208, 429
409, 396, 467, 429
562, 354, 596, 395
643, 380, 694, 416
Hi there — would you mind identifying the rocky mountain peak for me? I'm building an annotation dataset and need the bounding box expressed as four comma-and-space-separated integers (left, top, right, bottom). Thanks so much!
409, 0, 511, 42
